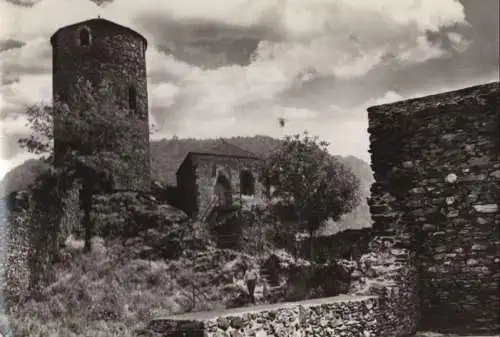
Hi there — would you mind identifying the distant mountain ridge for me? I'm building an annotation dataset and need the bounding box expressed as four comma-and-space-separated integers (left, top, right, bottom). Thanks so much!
0, 158, 50, 198
0, 135, 284, 197
0, 135, 374, 233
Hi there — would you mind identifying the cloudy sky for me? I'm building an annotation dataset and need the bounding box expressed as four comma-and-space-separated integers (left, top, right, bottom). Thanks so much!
0, 0, 498, 179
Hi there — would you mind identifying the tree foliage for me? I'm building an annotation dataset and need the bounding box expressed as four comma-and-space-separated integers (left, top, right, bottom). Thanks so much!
260, 131, 361, 237
18, 78, 146, 257
25, 167, 74, 290
20, 78, 146, 170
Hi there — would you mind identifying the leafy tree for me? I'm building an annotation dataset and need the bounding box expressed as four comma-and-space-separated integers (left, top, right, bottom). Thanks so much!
19, 78, 146, 253
260, 131, 361, 255
25, 167, 72, 290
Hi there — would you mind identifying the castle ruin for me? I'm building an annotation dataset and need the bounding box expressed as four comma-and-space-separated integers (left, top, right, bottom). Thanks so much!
50, 18, 151, 191
176, 139, 266, 220
143, 82, 500, 336
44, 18, 499, 337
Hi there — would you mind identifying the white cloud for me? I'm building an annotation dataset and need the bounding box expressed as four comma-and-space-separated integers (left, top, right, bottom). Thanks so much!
396, 35, 449, 63
0, 114, 30, 136
366, 91, 405, 107
447, 32, 471, 53
0, 114, 35, 180
0, 0, 476, 176
6, 74, 51, 105
1, 0, 467, 44
0, 37, 51, 77
275, 107, 318, 120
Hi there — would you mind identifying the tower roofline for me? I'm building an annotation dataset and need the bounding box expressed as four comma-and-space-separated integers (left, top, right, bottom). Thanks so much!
50, 18, 148, 49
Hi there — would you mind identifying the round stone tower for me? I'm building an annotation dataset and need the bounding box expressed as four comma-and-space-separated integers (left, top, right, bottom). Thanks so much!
50, 18, 151, 191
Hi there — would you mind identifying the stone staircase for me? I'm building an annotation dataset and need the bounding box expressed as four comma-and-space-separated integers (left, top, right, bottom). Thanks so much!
256, 265, 286, 303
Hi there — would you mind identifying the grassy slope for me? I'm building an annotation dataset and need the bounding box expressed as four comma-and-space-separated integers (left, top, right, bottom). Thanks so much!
10, 238, 494, 337
9, 236, 264, 336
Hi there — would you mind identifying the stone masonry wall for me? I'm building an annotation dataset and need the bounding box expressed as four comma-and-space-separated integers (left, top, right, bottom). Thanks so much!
138, 295, 381, 337
367, 81, 500, 334
59, 181, 83, 239
52, 19, 151, 192
194, 155, 266, 217
349, 236, 420, 337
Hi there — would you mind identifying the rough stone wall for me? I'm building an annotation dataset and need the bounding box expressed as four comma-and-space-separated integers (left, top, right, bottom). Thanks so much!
194, 155, 266, 217
349, 237, 420, 337
59, 181, 83, 238
3, 199, 30, 305
367, 81, 500, 334
2, 183, 84, 304
140, 295, 381, 337
51, 19, 151, 191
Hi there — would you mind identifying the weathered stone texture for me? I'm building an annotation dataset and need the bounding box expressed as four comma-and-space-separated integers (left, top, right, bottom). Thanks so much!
196, 156, 265, 214
59, 181, 83, 238
51, 18, 151, 191
3, 202, 31, 305
367, 81, 500, 334
137, 295, 381, 337
350, 237, 420, 337
177, 154, 265, 218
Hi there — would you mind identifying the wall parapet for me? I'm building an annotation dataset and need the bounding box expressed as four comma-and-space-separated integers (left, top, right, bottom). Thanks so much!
136, 295, 381, 337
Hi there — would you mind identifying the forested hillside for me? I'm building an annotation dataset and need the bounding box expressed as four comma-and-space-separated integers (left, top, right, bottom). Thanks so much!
0, 135, 374, 232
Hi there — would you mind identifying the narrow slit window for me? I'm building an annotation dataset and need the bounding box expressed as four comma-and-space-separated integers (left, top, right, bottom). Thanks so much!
128, 86, 137, 113
79, 28, 91, 46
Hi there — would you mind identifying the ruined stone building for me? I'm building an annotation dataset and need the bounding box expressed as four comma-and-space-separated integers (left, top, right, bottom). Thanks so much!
50, 18, 151, 191
144, 81, 500, 337
49, 17, 270, 222
176, 139, 266, 219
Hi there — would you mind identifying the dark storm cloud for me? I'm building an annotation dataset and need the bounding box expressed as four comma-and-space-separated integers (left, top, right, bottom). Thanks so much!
156, 36, 260, 69
0, 39, 25, 52
2, 0, 36, 7
458, 0, 499, 70
89, 0, 113, 6
139, 18, 263, 68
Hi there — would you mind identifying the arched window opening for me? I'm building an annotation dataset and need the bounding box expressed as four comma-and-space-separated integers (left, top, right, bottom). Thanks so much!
214, 174, 232, 207
240, 170, 255, 196
79, 28, 91, 47
128, 86, 137, 113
